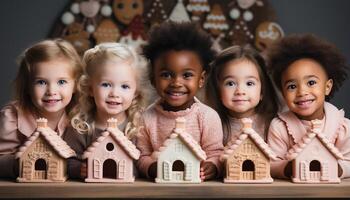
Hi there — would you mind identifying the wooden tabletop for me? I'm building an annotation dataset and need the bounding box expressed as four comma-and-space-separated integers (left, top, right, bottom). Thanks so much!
0, 178, 349, 199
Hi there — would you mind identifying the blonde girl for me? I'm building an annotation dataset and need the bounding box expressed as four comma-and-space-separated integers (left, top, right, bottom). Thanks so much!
66, 43, 149, 179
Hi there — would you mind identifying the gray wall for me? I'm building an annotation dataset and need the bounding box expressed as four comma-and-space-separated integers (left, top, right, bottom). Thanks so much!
0, 0, 349, 116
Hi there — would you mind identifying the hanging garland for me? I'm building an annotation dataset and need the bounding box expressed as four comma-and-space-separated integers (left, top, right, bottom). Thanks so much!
50, 0, 284, 55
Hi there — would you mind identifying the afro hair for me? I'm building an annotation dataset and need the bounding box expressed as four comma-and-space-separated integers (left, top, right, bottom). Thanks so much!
142, 21, 216, 82
267, 33, 348, 100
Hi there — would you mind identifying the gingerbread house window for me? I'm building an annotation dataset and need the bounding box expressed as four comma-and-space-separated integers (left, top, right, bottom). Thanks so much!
103, 159, 117, 178
106, 143, 114, 151
310, 160, 321, 171
242, 160, 255, 171
172, 160, 185, 171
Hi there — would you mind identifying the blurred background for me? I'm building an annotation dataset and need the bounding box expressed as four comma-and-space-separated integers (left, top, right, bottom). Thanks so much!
0, 0, 349, 116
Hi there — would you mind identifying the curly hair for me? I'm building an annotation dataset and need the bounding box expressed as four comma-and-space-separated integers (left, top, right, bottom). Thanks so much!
267, 33, 348, 100
142, 21, 216, 84
71, 43, 150, 140
206, 45, 279, 144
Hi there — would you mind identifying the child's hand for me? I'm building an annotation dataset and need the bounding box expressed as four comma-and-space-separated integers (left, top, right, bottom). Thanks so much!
148, 162, 157, 179
338, 164, 343, 177
200, 161, 217, 181
80, 162, 87, 179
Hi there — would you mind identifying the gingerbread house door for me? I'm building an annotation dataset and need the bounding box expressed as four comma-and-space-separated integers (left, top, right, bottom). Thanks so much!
103, 159, 117, 179
172, 160, 185, 181
309, 160, 321, 180
34, 158, 47, 179
241, 159, 255, 180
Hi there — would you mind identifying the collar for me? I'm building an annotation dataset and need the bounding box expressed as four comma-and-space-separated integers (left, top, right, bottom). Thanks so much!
278, 102, 344, 144
154, 97, 201, 118
16, 104, 69, 137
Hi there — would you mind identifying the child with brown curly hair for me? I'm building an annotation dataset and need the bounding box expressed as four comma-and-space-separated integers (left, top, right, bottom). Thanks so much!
267, 33, 350, 179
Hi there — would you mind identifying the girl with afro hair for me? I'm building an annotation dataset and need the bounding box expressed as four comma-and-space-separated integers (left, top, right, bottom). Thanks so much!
266, 33, 350, 179
136, 21, 224, 181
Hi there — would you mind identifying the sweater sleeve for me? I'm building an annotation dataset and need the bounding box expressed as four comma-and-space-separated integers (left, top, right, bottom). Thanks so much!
201, 109, 224, 177
0, 105, 25, 178
335, 118, 350, 178
267, 118, 290, 179
136, 118, 156, 178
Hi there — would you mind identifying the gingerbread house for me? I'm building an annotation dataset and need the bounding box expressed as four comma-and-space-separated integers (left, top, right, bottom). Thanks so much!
152, 117, 206, 183
16, 118, 76, 182
286, 120, 344, 183
83, 118, 140, 183
221, 118, 277, 183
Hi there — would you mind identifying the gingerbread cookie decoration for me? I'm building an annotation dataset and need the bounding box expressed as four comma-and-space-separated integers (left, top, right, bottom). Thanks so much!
93, 19, 120, 44
146, 0, 167, 27
255, 21, 284, 51
63, 22, 91, 55
119, 15, 147, 53
186, 0, 210, 21
113, 0, 143, 25
203, 4, 229, 37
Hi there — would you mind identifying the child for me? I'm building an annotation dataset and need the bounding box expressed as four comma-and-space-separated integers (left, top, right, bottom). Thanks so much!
0, 39, 82, 178
206, 45, 279, 145
267, 33, 350, 179
65, 43, 149, 179
137, 21, 224, 181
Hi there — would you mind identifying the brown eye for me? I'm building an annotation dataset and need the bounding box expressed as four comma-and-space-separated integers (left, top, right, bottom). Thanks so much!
132, 2, 138, 9
117, 3, 124, 9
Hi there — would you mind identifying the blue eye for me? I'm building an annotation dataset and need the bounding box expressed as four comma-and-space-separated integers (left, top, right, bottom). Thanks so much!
308, 80, 317, 86
101, 82, 111, 88
121, 84, 130, 89
247, 81, 255, 86
58, 80, 67, 85
35, 80, 46, 85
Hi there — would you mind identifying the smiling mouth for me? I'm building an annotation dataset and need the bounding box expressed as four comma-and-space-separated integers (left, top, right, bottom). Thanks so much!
166, 91, 186, 96
106, 101, 122, 105
43, 99, 61, 103
295, 99, 314, 106
232, 99, 248, 103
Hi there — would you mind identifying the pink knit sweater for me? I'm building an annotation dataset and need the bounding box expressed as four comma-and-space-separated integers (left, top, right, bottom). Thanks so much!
268, 102, 350, 179
136, 98, 224, 178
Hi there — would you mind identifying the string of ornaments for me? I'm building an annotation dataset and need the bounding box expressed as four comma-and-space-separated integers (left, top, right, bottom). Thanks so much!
52, 0, 284, 55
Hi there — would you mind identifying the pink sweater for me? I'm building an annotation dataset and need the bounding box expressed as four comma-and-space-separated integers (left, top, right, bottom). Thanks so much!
0, 101, 68, 178
268, 102, 350, 179
136, 98, 224, 178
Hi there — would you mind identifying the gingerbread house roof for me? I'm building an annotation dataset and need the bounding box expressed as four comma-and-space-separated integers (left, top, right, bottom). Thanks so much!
16, 121, 76, 159
221, 118, 277, 161
286, 119, 344, 161
82, 119, 140, 160
151, 118, 207, 161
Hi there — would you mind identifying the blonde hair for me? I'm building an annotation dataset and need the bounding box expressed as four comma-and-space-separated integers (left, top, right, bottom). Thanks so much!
71, 43, 149, 139
14, 39, 83, 115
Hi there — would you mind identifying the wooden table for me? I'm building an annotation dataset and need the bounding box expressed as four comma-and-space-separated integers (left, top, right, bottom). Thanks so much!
0, 179, 349, 199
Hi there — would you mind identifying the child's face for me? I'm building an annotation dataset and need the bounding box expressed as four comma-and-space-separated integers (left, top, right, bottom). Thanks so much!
90, 60, 137, 121
281, 58, 333, 120
153, 50, 205, 111
31, 58, 75, 117
219, 59, 262, 118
